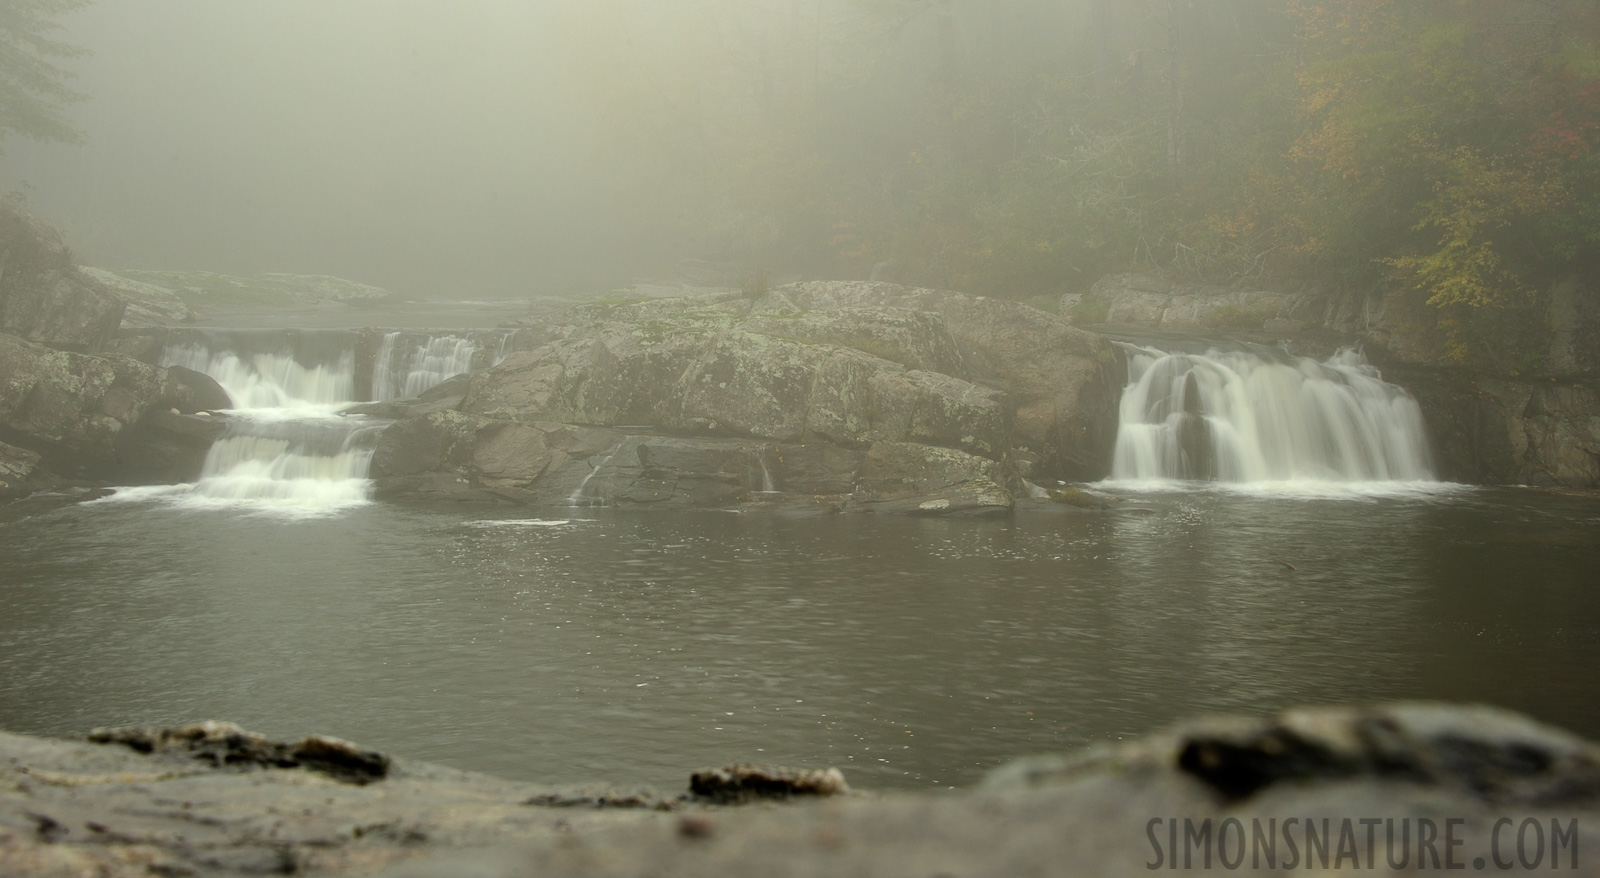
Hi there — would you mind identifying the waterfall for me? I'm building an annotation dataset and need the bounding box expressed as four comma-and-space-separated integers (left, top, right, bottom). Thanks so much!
161, 413, 384, 510
162, 342, 354, 409
372, 332, 479, 401
104, 336, 382, 514
1109, 346, 1435, 485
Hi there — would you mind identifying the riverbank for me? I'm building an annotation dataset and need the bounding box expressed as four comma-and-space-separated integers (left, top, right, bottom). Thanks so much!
4, 703, 1597, 876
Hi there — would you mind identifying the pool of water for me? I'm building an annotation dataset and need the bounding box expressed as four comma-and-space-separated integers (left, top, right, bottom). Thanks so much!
1, 487, 1597, 791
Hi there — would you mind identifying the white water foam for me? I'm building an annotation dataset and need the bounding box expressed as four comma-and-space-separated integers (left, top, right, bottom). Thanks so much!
373, 332, 479, 401
101, 410, 383, 517
163, 343, 354, 409
111, 342, 383, 515
1108, 345, 1438, 492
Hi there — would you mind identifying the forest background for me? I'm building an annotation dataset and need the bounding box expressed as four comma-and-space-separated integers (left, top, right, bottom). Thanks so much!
564, 0, 1600, 370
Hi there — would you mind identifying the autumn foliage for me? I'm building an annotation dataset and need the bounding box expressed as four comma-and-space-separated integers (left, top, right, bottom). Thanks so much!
562, 1, 1600, 367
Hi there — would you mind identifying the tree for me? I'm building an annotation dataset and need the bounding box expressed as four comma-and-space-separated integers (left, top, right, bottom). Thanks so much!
0, 0, 89, 150
1287, 0, 1600, 365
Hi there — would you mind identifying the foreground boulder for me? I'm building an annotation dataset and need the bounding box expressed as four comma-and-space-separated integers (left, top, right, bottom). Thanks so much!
2, 703, 1596, 876
371, 282, 1119, 513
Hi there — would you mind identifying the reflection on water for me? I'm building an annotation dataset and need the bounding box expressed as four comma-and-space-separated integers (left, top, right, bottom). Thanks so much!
0, 489, 1596, 790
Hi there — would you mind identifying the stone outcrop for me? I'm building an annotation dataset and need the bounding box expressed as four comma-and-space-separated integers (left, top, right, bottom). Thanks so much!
0, 323, 224, 486
0, 206, 125, 352
370, 412, 1014, 514
1393, 368, 1600, 486
1, 703, 1596, 876
370, 282, 1119, 513
0, 204, 237, 494
78, 267, 197, 327
1067, 273, 1330, 333
782, 282, 1123, 479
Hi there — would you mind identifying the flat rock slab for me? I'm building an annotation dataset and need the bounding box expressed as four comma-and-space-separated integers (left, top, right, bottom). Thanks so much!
4, 704, 1600, 876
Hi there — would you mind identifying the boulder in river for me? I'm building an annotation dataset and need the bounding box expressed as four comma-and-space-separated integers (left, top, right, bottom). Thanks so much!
372, 282, 1119, 512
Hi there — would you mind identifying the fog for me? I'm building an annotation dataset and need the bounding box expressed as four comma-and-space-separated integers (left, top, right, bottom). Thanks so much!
0, 0, 638, 298
4, 0, 1592, 315
0, 0, 1138, 299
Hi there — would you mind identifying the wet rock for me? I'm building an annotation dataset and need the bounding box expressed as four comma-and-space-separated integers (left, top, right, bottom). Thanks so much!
88, 721, 390, 785
0, 332, 193, 479
347, 373, 472, 420
783, 281, 1122, 480
113, 409, 227, 484
1393, 367, 1600, 487
689, 765, 850, 803
165, 364, 232, 412
0, 439, 41, 497
848, 442, 1013, 515
371, 411, 620, 504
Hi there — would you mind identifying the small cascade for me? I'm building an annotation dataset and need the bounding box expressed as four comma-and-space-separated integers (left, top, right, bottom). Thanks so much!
493, 332, 516, 366
568, 443, 625, 507
173, 414, 383, 509
372, 332, 480, 401
751, 447, 780, 494
114, 328, 514, 514
118, 334, 383, 514
1110, 345, 1435, 484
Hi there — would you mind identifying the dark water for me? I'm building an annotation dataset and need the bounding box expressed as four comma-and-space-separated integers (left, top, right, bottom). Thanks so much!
1, 488, 1597, 791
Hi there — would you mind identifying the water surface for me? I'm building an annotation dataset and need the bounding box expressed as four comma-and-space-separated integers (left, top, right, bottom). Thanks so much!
2, 488, 1596, 790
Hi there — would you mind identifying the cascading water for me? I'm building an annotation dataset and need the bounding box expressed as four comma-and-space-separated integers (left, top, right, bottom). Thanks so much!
108, 333, 382, 514
162, 341, 355, 408
1109, 345, 1436, 485
372, 332, 480, 401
